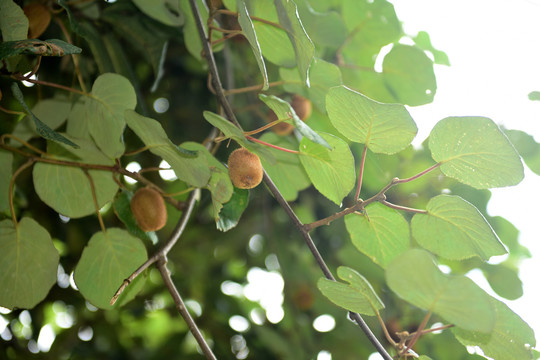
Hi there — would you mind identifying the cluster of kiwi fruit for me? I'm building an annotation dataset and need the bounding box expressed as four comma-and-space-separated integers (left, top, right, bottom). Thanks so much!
130, 95, 311, 229
228, 94, 312, 189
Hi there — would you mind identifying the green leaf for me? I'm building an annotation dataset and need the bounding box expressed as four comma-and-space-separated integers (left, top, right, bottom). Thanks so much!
76, 21, 115, 74
274, 0, 314, 85
340, 0, 401, 66
125, 110, 210, 187
345, 202, 410, 268
326, 85, 417, 154
32, 136, 119, 218
295, 2, 347, 49
382, 44, 436, 106
181, 141, 233, 219
179, 0, 223, 60
505, 129, 540, 176
246, 0, 297, 68
259, 132, 310, 201
386, 249, 496, 333
259, 94, 330, 149
0, 0, 29, 41
216, 188, 249, 232
299, 132, 355, 205
203, 111, 246, 143
482, 263, 523, 300
66, 101, 89, 139
237, 0, 268, 90
0, 151, 14, 212
280, 58, 343, 112
317, 266, 384, 316
413, 31, 450, 66
101, 8, 170, 85
202, 111, 275, 164
133, 0, 183, 27
11, 83, 79, 148
429, 117, 524, 188
11, 98, 72, 145
0, 218, 59, 309
0, 39, 82, 60
113, 190, 158, 245
528, 91, 540, 101
453, 299, 536, 360
74, 228, 147, 309
86, 73, 137, 158
411, 195, 506, 260
253, 17, 296, 68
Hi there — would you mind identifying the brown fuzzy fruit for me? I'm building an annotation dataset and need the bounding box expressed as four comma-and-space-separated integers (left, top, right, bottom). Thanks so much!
291, 94, 312, 121
228, 148, 263, 189
130, 188, 167, 232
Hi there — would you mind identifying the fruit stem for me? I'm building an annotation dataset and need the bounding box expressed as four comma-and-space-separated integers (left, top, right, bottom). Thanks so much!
244, 117, 291, 136
246, 135, 300, 154
223, 80, 287, 95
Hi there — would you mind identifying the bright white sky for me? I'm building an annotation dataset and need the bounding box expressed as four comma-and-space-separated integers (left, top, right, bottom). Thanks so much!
392, 0, 540, 346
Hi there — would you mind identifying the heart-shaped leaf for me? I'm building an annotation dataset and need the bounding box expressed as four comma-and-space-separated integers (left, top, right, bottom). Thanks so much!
453, 299, 536, 360
33, 136, 119, 218
299, 132, 355, 205
326, 85, 417, 154
429, 117, 524, 189
345, 202, 410, 268
411, 195, 507, 260
386, 249, 496, 333
86, 73, 137, 158
0, 218, 59, 309
74, 228, 147, 309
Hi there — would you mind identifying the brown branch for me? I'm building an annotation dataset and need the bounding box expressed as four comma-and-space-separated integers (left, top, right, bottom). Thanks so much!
157, 257, 216, 360
188, 0, 392, 359
379, 200, 427, 214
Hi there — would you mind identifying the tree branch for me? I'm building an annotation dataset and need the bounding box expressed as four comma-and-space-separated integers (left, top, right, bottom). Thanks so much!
157, 256, 216, 360
188, 1, 392, 359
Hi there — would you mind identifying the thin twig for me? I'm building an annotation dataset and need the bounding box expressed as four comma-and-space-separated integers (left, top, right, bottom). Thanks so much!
224, 80, 286, 95
306, 162, 442, 231
157, 257, 217, 360
400, 311, 431, 357
379, 200, 427, 214
11, 76, 86, 96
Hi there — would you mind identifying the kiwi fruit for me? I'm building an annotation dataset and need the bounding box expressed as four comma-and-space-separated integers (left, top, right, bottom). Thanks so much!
228, 148, 263, 189
130, 187, 167, 232
291, 94, 312, 121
